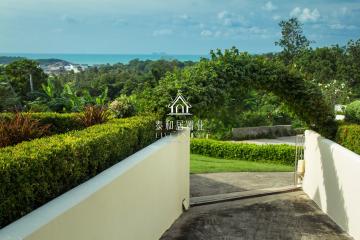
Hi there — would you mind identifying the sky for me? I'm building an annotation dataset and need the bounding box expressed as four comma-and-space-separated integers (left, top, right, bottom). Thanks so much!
0, 0, 360, 54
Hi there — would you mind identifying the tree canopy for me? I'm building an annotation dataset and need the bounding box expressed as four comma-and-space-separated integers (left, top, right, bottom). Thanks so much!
275, 18, 311, 64
148, 48, 337, 138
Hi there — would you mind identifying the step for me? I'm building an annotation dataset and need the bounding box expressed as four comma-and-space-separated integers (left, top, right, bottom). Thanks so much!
190, 185, 301, 206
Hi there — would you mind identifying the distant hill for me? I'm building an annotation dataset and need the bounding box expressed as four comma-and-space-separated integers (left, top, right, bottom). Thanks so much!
0, 56, 72, 65
0, 56, 25, 64
36, 58, 72, 66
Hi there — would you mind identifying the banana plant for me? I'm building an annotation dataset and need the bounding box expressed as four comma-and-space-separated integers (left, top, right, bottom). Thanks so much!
41, 78, 56, 98
95, 87, 108, 105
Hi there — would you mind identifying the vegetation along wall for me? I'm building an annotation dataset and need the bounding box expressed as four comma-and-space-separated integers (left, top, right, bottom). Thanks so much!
0, 115, 156, 228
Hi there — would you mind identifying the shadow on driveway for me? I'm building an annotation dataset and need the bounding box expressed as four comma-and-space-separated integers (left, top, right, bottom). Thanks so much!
161, 191, 353, 240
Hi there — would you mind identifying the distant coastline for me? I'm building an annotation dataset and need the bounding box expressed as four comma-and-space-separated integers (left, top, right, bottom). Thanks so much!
0, 53, 208, 65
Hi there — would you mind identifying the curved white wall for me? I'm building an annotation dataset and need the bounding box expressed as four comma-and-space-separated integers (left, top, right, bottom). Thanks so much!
303, 130, 360, 240
0, 130, 190, 240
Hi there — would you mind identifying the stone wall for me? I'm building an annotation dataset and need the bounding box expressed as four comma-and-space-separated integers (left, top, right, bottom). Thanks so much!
232, 125, 294, 140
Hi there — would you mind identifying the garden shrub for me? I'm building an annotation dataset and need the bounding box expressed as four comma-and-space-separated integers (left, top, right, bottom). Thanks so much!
109, 95, 136, 118
79, 105, 110, 127
0, 115, 156, 227
237, 111, 271, 127
336, 124, 360, 155
0, 112, 84, 134
0, 113, 51, 147
345, 100, 360, 124
191, 138, 296, 165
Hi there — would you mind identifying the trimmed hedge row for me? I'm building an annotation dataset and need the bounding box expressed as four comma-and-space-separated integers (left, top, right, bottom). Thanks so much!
0, 115, 156, 228
336, 124, 360, 155
191, 139, 296, 165
0, 112, 84, 134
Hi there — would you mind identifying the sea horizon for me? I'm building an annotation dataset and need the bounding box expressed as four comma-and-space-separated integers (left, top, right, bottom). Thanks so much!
0, 53, 209, 65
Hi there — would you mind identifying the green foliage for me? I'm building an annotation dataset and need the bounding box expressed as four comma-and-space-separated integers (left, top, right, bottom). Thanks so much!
79, 105, 110, 127
0, 112, 84, 135
336, 124, 360, 155
53, 59, 195, 100
4, 59, 47, 101
0, 113, 51, 147
275, 18, 311, 64
149, 48, 336, 138
191, 139, 296, 165
0, 115, 156, 227
345, 100, 360, 124
0, 80, 20, 111
293, 45, 356, 104
237, 111, 271, 127
109, 95, 136, 118
35, 79, 109, 112
317, 80, 351, 106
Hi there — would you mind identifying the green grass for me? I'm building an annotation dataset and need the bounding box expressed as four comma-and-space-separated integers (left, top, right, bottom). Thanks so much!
190, 154, 293, 174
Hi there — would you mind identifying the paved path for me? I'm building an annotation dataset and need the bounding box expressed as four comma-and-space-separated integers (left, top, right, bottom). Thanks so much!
161, 191, 353, 240
237, 136, 299, 146
191, 172, 294, 197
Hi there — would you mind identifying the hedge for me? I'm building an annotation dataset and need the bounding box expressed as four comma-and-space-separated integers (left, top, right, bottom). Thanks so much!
191, 139, 296, 165
0, 112, 84, 134
336, 124, 360, 155
345, 100, 360, 124
0, 115, 156, 228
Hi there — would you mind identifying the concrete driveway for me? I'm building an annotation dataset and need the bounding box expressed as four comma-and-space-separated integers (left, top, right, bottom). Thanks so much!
161, 191, 353, 240
191, 172, 294, 197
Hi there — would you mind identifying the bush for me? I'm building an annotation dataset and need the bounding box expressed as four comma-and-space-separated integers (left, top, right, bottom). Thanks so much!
191, 139, 296, 165
336, 124, 360, 155
0, 115, 156, 227
345, 100, 360, 124
0, 113, 51, 147
237, 111, 271, 127
79, 105, 110, 127
0, 112, 84, 134
109, 95, 136, 118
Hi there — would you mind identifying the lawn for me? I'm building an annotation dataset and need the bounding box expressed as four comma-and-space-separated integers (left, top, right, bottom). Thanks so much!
190, 154, 293, 174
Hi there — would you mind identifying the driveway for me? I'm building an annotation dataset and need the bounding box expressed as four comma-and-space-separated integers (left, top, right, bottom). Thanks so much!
191, 172, 294, 197
161, 191, 353, 240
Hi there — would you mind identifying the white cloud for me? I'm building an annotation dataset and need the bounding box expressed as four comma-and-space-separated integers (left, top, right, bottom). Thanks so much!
217, 10, 228, 20
329, 23, 357, 30
290, 7, 320, 22
263, 1, 277, 11
216, 10, 245, 27
272, 15, 281, 21
200, 30, 213, 37
152, 29, 173, 36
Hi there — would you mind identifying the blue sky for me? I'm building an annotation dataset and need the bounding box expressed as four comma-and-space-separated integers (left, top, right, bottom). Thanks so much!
1, 0, 359, 54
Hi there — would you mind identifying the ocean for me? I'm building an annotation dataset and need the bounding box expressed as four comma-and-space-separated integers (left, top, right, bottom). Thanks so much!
1, 53, 208, 65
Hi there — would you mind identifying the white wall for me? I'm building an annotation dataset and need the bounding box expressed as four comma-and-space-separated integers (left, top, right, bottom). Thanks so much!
0, 130, 190, 240
303, 130, 360, 240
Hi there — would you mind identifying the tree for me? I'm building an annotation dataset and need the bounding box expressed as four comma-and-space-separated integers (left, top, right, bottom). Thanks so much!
0, 80, 20, 111
146, 48, 337, 138
4, 59, 47, 101
275, 18, 311, 64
